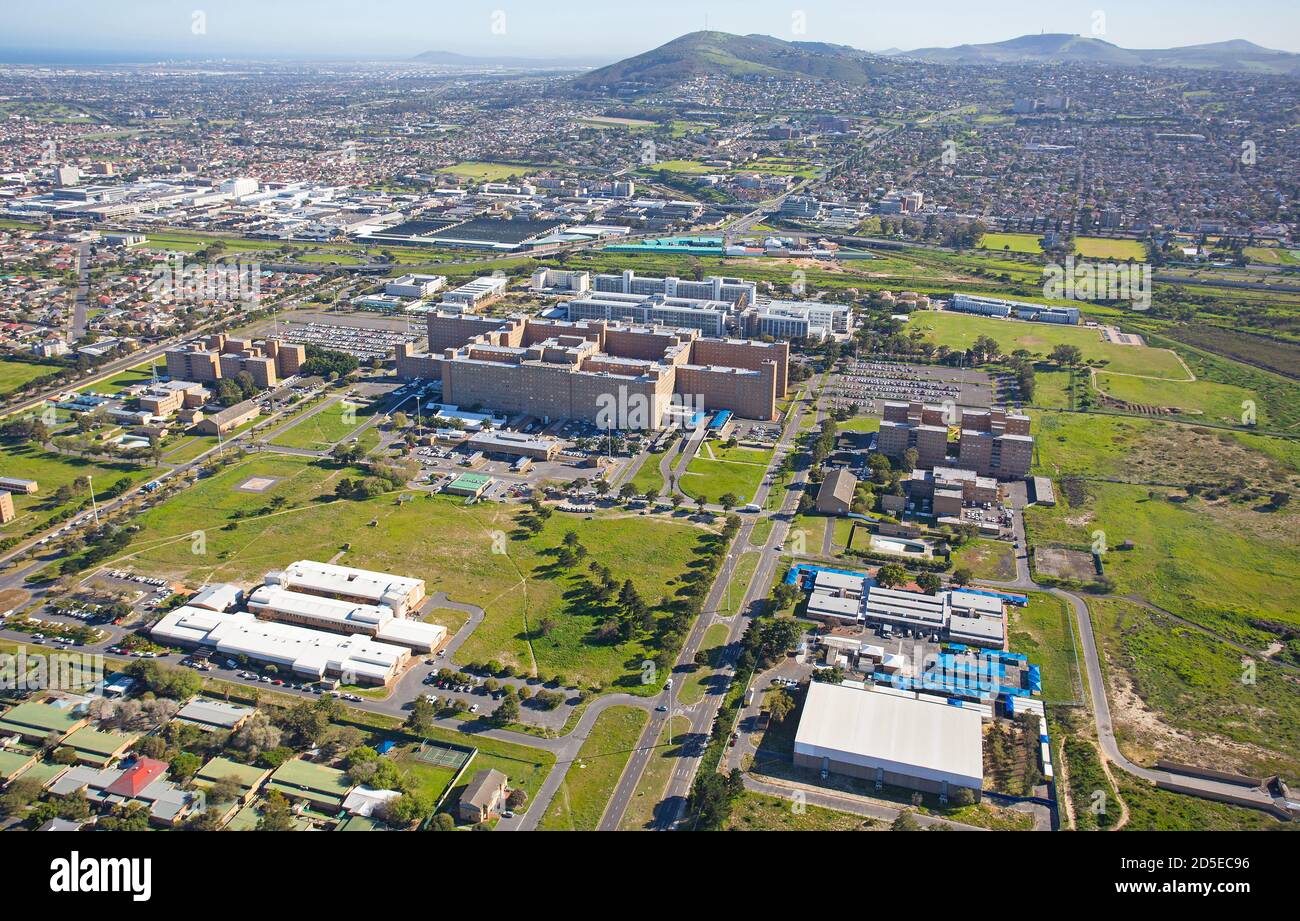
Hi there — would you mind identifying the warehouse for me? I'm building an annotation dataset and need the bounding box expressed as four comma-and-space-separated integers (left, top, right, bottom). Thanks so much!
793, 681, 983, 800
150, 606, 410, 686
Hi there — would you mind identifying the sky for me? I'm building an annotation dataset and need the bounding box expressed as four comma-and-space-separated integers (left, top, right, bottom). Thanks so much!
4, 0, 1299, 62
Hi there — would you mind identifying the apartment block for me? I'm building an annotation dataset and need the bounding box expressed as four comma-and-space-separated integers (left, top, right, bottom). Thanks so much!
879, 401, 1033, 479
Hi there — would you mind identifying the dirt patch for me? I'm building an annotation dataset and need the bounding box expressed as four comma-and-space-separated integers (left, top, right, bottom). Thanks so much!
1033, 546, 1097, 581
0, 587, 31, 613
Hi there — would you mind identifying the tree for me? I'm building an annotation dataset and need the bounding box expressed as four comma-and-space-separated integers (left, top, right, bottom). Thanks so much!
208, 774, 246, 806
1050, 344, 1083, 367
891, 810, 921, 831
406, 696, 437, 735
875, 563, 908, 588
718, 492, 738, 512
915, 571, 942, 595
257, 791, 295, 831
687, 768, 744, 830
951, 567, 973, 586
494, 693, 520, 725
767, 689, 795, 725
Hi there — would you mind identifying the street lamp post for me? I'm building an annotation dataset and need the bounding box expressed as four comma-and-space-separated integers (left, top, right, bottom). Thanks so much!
87, 474, 100, 526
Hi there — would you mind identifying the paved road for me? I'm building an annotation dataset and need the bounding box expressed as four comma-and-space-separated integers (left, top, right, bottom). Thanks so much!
595, 385, 818, 831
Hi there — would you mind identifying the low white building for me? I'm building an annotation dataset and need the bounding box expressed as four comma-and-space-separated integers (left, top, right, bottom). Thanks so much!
385, 274, 446, 299
267, 560, 425, 617
246, 585, 446, 653
150, 607, 410, 686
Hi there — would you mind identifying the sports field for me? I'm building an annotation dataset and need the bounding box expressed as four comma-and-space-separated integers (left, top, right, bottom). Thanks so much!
1073, 237, 1148, 260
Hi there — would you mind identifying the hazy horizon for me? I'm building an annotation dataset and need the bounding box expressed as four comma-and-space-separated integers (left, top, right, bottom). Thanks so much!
3, 0, 1299, 63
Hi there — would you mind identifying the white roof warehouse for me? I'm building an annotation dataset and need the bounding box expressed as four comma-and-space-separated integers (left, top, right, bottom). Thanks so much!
268, 560, 425, 616
793, 681, 984, 799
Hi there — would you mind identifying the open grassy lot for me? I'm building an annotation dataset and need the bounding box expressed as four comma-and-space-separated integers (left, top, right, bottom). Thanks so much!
268, 398, 371, 450
678, 622, 731, 705
619, 715, 690, 830
724, 790, 881, 831
538, 705, 648, 830
1114, 771, 1297, 831
838, 415, 880, 434
627, 447, 668, 497
911, 311, 1188, 378
0, 442, 150, 535
639, 159, 712, 174
1092, 371, 1258, 425
1025, 477, 1300, 646
112, 455, 712, 690
78, 360, 161, 396
680, 454, 768, 506
952, 538, 1015, 581
436, 161, 534, 181
1007, 592, 1082, 704
1088, 596, 1300, 779
977, 232, 1043, 254
1073, 237, 1148, 261
0, 358, 62, 395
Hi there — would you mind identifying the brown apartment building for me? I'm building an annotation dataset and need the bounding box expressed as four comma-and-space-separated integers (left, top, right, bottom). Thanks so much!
165, 336, 306, 388
877, 401, 1033, 479
396, 313, 788, 426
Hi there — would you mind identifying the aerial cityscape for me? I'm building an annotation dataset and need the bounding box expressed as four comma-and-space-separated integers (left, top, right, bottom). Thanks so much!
0, 1, 1296, 868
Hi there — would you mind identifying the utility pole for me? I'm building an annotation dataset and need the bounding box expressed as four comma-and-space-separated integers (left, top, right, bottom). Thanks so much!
87, 475, 100, 526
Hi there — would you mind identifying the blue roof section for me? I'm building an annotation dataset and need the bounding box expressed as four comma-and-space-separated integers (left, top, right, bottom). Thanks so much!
708, 410, 733, 429
376, 740, 396, 755
785, 562, 868, 586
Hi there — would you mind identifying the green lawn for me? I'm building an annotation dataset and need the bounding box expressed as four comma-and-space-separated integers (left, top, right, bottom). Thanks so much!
619, 715, 690, 830
0, 358, 62, 395
912, 311, 1188, 379
1006, 592, 1082, 704
115, 455, 712, 690
1092, 371, 1258, 426
977, 232, 1043, 254
437, 161, 533, 181
538, 705, 648, 830
269, 399, 371, 450
680, 455, 767, 506
0, 442, 150, 536
1074, 237, 1148, 261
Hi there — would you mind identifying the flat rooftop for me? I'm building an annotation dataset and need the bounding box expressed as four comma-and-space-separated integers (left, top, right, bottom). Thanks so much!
794, 681, 983, 790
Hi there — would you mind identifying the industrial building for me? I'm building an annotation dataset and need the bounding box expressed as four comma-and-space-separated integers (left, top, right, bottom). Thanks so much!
793, 681, 984, 800
385, 274, 446, 298
878, 401, 1033, 479
466, 429, 561, 461
565, 291, 730, 337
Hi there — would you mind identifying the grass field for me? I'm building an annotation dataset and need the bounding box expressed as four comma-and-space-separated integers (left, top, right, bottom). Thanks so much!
1073, 237, 1148, 261
538, 705, 648, 831
912, 311, 1188, 378
1007, 592, 1083, 704
619, 715, 690, 830
627, 447, 668, 497
724, 791, 881, 831
1088, 596, 1300, 778
1025, 476, 1300, 646
1093, 369, 1259, 425
952, 538, 1015, 581
679, 446, 769, 506
0, 358, 62, 395
268, 399, 370, 450
977, 232, 1043, 254
0, 442, 149, 535
1115, 771, 1295, 831
112, 455, 712, 690
436, 161, 533, 181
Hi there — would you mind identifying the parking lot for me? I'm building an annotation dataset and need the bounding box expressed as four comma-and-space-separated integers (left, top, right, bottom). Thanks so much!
828, 360, 996, 414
